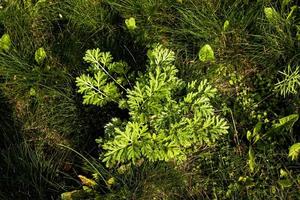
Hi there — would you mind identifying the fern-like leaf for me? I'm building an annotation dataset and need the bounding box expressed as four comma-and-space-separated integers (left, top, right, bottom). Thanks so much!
288, 143, 300, 160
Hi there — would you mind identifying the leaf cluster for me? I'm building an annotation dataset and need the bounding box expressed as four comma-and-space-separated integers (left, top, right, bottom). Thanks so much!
76, 48, 129, 106
76, 45, 229, 167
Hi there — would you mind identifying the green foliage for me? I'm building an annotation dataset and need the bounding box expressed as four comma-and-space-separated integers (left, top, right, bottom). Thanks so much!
223, 20, 230, 32
288, 143, 300, 160
34, 47, 47, 64
59, 146, 187, 200
125, 17, 137, 31
0, 33, 12, 52
247, 122, 262, 144
60, 0, 115, 32
76, 72, 119, 106
282, 0, 292, 8
77, 45, 228, 167
248, 146, 256, 173
76, 48, 130, 106
246, 122, 262, 173
270, 114, 299, 133
0, 128, 72, 199
2, 0, 300, 199
275, 65, 300, 97
277, 179, 293, 189
256, 3, 300, 69
198, 44, 215, 62
264, 7, 280, 25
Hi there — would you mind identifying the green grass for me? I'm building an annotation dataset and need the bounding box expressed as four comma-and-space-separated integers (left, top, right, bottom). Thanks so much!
0, 92, 77, 200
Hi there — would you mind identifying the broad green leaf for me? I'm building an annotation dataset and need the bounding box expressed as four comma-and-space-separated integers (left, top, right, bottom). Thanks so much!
198, 44, 215, 62
61, 190, 80, 200
253, 135, 260, 144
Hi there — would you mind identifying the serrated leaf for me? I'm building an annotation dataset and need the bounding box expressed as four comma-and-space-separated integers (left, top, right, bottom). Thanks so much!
84, 48, 101, 64
77, 45, 229, 167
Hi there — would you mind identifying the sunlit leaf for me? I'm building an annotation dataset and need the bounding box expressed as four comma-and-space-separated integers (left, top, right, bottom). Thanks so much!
223, 20, 230, 31
0, 33, 12, 52
125, 17, 137, 31
198, 44, 215, 62
289, 143, 300, 161
264, 7, 280, 24
35, 47, 47, 64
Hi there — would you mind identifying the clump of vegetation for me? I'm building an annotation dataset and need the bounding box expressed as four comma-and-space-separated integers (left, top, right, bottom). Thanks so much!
1, 0, 300, 199
76, 44, 228, 167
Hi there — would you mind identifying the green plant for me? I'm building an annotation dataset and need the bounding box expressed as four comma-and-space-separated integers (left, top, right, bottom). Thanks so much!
60, 0, 115, 32
221, 113, 300, 199
255, 4, 300, 68
76, 48, 129, 106
275, 65, 300, 97
125, 17, 137, 31
3, 0, 300, 199
0, 0, 55, 57
35, 47, 47, 64
198, 44, 215, 62
264, 7, 281, 25
246, 122, 262, 173
0, 33, 12, 52
288, 143, 300, 161
77, 44, 229, 167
